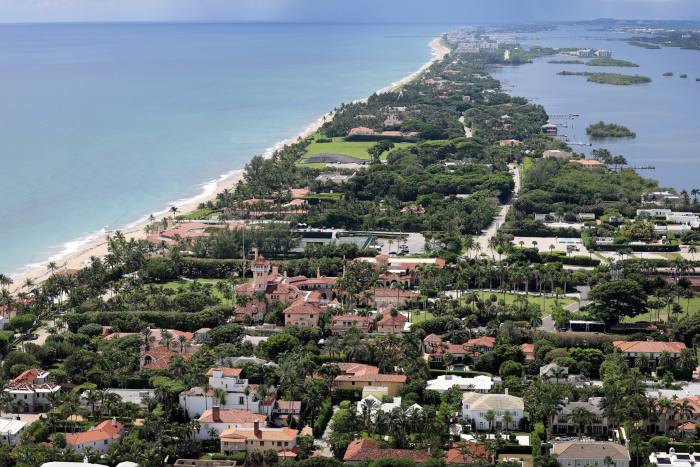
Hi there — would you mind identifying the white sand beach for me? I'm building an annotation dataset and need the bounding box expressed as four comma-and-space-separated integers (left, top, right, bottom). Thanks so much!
9, 36, 448, 293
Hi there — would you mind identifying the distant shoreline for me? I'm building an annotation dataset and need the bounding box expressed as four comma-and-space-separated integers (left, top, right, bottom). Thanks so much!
8, 35, 449, 292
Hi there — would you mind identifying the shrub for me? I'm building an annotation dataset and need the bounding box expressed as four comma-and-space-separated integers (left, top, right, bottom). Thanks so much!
65, 306, 228, 332
313, 399, 333, 438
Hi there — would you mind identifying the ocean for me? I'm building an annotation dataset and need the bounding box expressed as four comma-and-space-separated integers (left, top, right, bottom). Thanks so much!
490, 25, 700, 192
0, 22, 445, 275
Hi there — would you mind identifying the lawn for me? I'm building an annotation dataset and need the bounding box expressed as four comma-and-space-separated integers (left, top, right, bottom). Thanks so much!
154, 278, 236, 306
299, 134, 411, 165
624, 293, 700, 323
463, 291, 574, 314
409, 291, 573, 323
410, 310, 435, 324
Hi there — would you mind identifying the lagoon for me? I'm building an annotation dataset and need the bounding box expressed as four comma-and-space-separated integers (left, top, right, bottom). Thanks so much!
491, 25, 700, 192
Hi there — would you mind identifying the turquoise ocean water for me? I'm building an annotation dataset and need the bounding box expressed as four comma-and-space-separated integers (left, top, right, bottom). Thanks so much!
0, 23, 445, 274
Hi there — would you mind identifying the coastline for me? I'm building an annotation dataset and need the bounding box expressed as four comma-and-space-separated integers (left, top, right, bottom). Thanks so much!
8, 36, 448, 293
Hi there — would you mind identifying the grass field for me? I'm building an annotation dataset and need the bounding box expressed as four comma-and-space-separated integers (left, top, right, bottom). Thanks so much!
410, 310, 435, 324
154, 279, 235, 306
299, 134, 411, 165
624, 293, 700, 323
464, 291, 574, 314
409, 291, 574, 323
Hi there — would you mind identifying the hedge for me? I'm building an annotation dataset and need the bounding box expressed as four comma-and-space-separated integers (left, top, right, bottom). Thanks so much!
535, 331, 624, 349
540, 253, 600, 267
428, 368, 492, 378
180, 256, 347, 279
497, 445, 533, 455
669, 442, 700, 453
180, 258, 246, 279
592, 243, 680, 252
313, 398, 333, 438
65, 306, 228, 332
332, 388, 362, 404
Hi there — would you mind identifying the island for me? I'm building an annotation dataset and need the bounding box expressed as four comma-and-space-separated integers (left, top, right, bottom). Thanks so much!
627, 40, 662, 49
680, 74, 688, 79
548, 59, 584, 64
663, 72, 674, 77
558, 71, 652, 85
586, 58, 639, 67
586, 121, 636, 138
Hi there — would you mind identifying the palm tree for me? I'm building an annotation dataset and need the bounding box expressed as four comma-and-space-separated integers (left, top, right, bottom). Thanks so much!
443, 352, 454, 374
485, 409, 496, 432
0, 392, 15, 416
214, 388, 227, 407
0, 274, 12, 291
503, 410, 513, 433
160, 329, 174, 350
603, 455, 615, 467
568, 407, 595, 439
246, 449, 265, 467
551, 367, 567, 384
84, 390, 102, 417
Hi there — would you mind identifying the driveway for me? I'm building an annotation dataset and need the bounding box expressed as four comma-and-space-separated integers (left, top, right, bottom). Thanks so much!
470, 164, 520, 257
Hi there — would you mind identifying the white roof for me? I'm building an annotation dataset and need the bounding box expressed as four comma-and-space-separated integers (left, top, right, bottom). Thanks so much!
426, 374, 493, 392
0, 418, 27, 435
462, 392, 524, 411
356, 396, 422, 416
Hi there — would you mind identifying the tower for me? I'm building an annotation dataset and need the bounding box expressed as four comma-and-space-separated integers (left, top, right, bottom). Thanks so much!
251, 248, 271, 293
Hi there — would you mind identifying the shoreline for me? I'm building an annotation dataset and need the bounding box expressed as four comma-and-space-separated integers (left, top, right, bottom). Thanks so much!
8, 36, 448, 293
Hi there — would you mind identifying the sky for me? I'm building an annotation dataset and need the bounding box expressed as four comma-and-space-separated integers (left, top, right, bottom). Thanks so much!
0, 0, 699, 23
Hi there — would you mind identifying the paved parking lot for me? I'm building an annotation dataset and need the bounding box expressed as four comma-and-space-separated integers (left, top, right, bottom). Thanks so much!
511, 236, 589, 256
375, 232, 425, 256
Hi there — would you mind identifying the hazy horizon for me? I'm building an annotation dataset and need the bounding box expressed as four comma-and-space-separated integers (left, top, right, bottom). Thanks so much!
0, 0, 699, 24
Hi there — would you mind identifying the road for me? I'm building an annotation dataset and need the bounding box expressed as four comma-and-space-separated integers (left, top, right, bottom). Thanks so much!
314, 405, 339, 458
471, 164, 521, 257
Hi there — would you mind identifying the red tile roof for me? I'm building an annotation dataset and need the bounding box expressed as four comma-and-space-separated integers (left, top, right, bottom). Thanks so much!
465, 336, 496, 348
284, 300, 322, 316
373, 288, 420, 298
343, 439, 431, 463
335, 363, 380, 377
142, 346, 193, 370
378, 310, 408, 326
198, 408, 267, 424
206, 367, 243, 378
613, 340, 686, 354
520, 343, 535, 361
445, 442, 494, 464
424, 333, 443, 343
66, 419, 124, 446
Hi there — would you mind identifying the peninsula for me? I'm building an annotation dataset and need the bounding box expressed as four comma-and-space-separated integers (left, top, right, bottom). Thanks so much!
1, 25, 699, 467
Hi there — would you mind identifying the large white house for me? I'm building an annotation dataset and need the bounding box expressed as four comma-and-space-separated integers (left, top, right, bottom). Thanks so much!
461, 391, 524, 431
0, 418, 27, 445
179, 367, 265, 419
552, 441, 630, 467
425, 374, 493, 393
4, 369, 60, 413
650, 449, 700, 467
